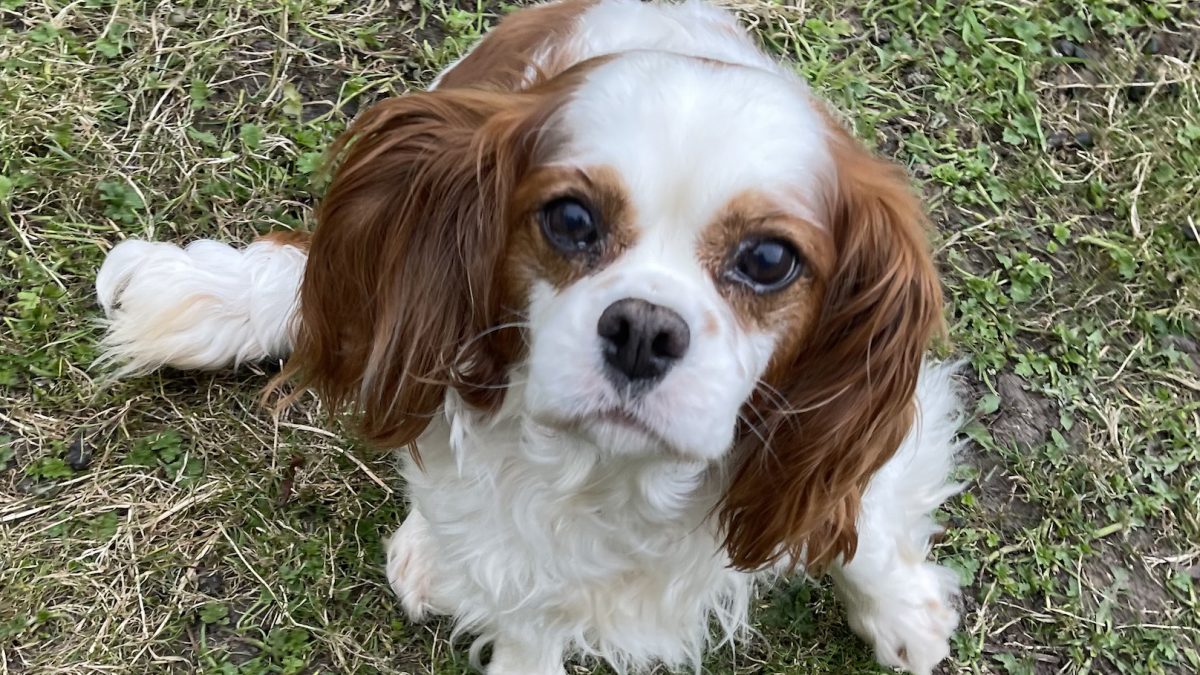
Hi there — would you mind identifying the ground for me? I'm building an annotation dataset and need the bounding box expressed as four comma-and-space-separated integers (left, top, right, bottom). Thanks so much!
1, 0, 1197, 673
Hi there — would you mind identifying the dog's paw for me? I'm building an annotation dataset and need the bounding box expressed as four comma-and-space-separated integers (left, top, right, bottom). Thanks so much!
487, 642, 567, 675
846, 562, 960, 675
385, 512, 437, 622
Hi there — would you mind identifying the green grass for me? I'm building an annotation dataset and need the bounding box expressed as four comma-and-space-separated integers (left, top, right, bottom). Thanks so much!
1, 0, 1197, 672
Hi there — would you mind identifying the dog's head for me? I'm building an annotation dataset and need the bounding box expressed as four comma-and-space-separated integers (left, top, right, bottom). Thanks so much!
289, 50, 942, 571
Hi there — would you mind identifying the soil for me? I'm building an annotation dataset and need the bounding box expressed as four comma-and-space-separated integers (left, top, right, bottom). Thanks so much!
992, 373, 1057, 450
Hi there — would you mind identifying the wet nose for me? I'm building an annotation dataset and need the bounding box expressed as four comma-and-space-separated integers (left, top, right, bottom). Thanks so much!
597, 298, 690, 386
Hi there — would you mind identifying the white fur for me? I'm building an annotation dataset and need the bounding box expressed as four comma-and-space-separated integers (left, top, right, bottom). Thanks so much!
392, 385, 755, 674
831, 363, 966, 674
95, 238, 306, 377
385, 510, 441, 622
548, 0, 786, 82
385, 363, 964, 675
553, 51, 829, 222
94, 2, 966, 674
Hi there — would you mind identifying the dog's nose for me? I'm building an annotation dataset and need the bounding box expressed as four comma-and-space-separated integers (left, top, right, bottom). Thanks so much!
597, 298, 690, 385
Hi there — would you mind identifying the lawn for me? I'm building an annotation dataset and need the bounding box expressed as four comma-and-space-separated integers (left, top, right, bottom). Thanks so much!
1, 0, 1198, 673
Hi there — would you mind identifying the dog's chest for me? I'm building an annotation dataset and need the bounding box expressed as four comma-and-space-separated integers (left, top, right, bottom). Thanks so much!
400, 412, 755, 655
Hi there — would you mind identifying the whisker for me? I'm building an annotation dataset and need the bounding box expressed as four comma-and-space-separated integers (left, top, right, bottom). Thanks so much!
752, 380, 790, 410
736, 411, 774, 460
751, 379, 853, 416
457, 320, 532, 352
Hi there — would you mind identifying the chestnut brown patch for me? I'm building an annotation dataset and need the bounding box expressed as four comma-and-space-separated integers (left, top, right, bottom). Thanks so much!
436, 0, 596, 91
272, 59, 617, 451
505, 164, 637, 293
257, 229, 311, 251
270, 55, 622, 452
696, 190, 832, 340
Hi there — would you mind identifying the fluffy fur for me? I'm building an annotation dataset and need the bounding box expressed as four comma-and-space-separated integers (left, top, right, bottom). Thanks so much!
93, 1, 967, 673
95, 237, 306, 378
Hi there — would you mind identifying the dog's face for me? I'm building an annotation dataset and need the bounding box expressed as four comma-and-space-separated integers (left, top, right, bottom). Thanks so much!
516, 54, 833, 460
290, 50, 943, 571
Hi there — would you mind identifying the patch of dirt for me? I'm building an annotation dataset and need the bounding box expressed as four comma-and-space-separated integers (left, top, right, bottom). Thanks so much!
991, 373, 1057, 450
1048, 60, 1102, 102
407, 0, 450, 53
958, 372, 1049, 534
1041, 22, 1194, 116
186, 622, 261, 667
873, 111, 935, 160
1079, 538, 1196, 674
969, 448, 1043, 532
1081, 545, 1174, 624
201, 1, 439, 126
1, 437, 28, 474
1163, 334, 1200, 373
1, 9, 29, 31
194, 565, 227, 597
1134, 28, 1198, 58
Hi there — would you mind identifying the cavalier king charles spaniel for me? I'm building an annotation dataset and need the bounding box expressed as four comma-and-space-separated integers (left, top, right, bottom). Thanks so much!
95, 1, 966, 673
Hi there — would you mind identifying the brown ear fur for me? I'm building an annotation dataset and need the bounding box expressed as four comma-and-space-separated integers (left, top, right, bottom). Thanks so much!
720, 132, 944, 573
281, 89, 543, 449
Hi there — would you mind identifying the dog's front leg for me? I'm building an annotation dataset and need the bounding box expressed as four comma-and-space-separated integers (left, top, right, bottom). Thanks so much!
487, 637, 565, 675
385, 510, 443, 622
829, 365, 964, 675
828, 475, 962, 675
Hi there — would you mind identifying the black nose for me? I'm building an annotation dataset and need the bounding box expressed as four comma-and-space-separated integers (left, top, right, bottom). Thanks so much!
597, 298, 691, 386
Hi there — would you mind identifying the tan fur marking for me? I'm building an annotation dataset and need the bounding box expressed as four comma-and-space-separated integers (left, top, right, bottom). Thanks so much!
258, 230, 312, 251
506, 163, 637, 293
696, 190, 832, 340
437, 0, 596, 92
275, 59, 612, 451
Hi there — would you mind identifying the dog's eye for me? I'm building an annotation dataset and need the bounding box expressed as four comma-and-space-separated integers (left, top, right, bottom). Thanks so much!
729, 238, 804, 292
540, 197, 600, 254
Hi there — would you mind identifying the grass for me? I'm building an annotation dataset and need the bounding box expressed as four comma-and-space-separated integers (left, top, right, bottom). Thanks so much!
1, 0, 1197, 672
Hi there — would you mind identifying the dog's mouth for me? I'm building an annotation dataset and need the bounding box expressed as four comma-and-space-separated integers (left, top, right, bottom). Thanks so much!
587, 407, 683, 454
537, 404, 676, 453
596, 407, 649, 432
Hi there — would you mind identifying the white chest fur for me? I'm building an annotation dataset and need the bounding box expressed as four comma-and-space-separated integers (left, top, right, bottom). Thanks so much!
393, 389, 758, 672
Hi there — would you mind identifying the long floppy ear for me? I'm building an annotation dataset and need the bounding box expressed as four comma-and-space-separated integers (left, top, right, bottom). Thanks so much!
281, 89, 538, 448
721, 132, 945, 573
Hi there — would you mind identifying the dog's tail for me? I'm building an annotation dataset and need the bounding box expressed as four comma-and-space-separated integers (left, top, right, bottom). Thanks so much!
94, 232, 309, 378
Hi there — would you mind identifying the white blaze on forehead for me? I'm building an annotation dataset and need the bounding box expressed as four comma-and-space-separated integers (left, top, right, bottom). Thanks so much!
550, 51, 833, 240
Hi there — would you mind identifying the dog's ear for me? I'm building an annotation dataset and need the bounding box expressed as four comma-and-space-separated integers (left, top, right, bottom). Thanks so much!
720, 132, 944, 573
282, 89, 541, 448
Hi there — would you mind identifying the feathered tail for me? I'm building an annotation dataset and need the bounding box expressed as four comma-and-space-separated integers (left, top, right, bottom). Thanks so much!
94, 233, 309, 378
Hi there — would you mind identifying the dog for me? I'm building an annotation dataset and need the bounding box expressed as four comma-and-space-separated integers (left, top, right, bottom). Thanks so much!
95, 1, 965, 673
